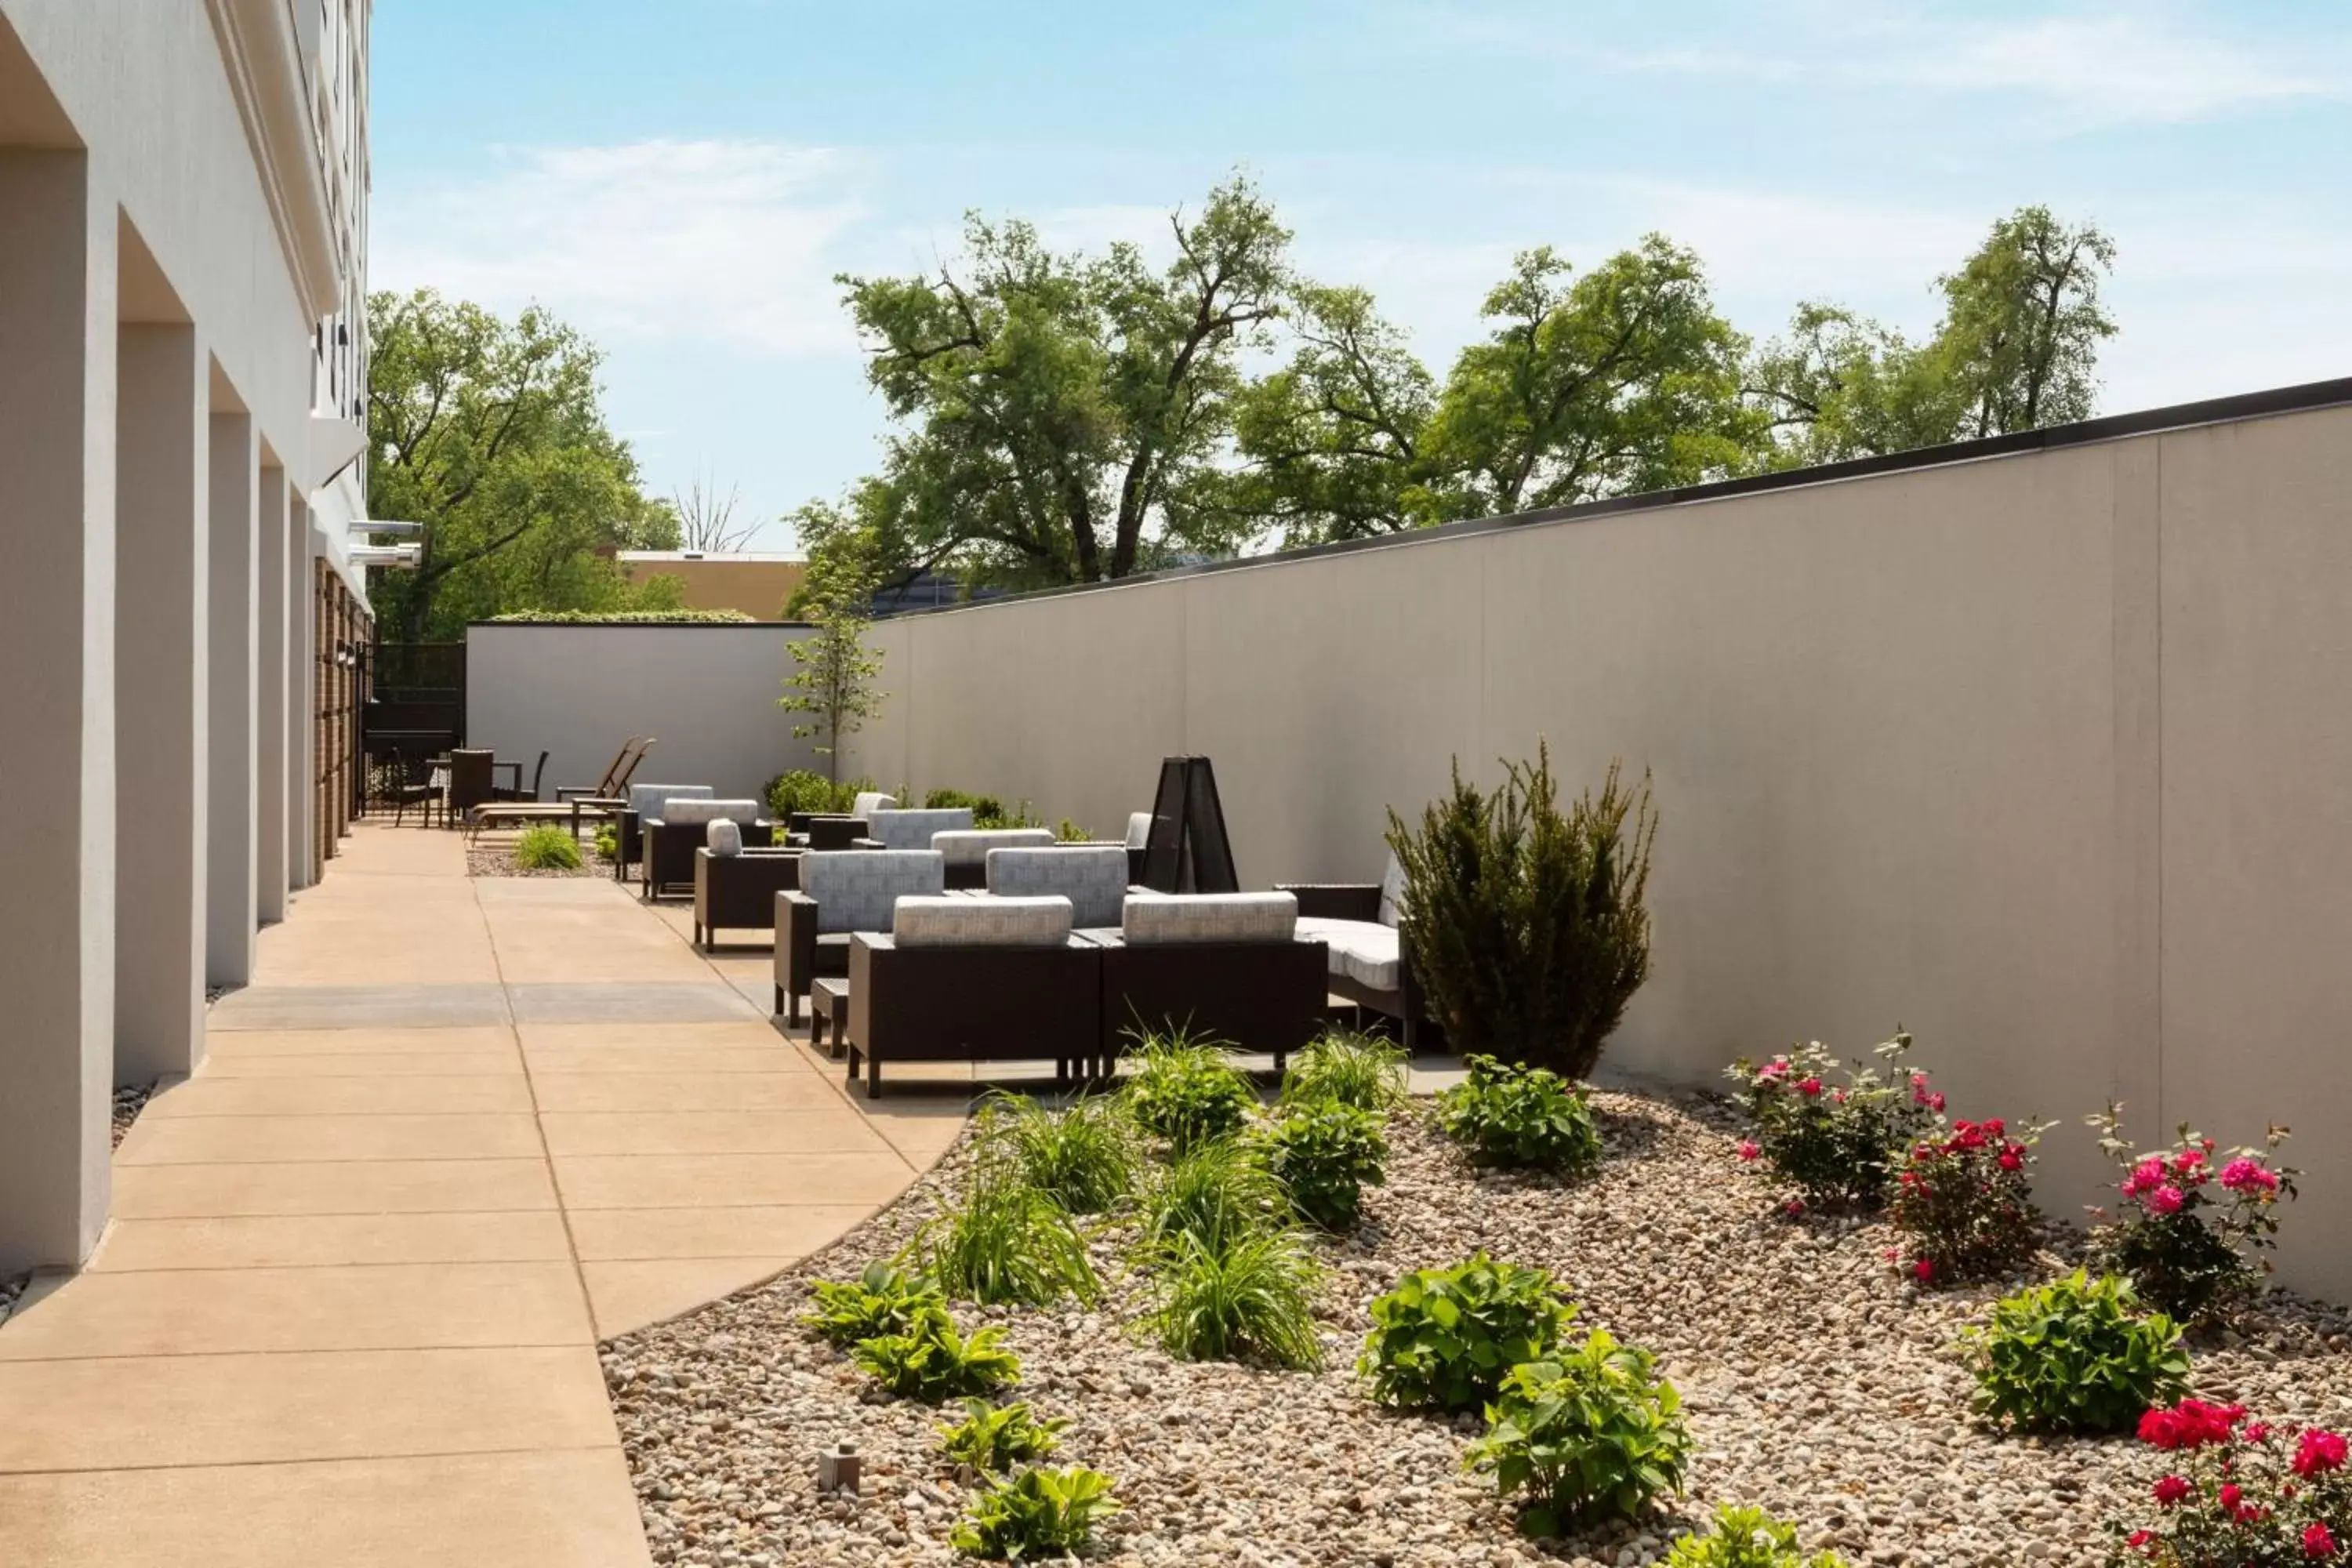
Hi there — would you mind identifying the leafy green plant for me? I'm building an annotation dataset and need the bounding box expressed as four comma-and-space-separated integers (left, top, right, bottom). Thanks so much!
591, 822, 619, 860
804, 1260, 946, 1346
1388, 746, 1655, 1076
1729, 1033, 1933, 1210
764, 768, 840, 821
982, 1091, 1138, 1216
913, 1163, 1100, 1308
1965, 1269, 2190, 1434
936, 1399, 1069, 1472
925, 786, 1008, 824
1359, 1252, 1578, 1412
1123, 1030, 1256, 1152
1466, 1328, 1693, 1537
1666, 1504, 1851, 1567
510, 822, 583, 870
1137, 1135, 1283, 1258
851, 1316, 1022, 1403
1262, 1100, 1388, 1230
950, 1465, 1123, 1560
1436, 1055, 1602, 1174
1279, 1029, 1408, 1112
489, 608, 754, 623
2085, 1106, 2298, 1325
1140, 1229, 1324, 1369
1054, 818, 1093, 844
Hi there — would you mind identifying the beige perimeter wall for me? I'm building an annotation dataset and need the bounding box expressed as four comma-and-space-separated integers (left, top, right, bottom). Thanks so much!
849, 401, 2352, 1298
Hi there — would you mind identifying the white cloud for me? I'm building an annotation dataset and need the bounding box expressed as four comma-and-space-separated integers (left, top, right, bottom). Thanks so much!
372, 139, 869, 357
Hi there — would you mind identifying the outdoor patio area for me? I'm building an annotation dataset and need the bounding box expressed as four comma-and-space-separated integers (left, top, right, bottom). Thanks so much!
0, 819, 964, 1566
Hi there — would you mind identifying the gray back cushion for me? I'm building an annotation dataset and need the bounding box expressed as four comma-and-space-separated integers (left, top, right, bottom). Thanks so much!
801, 849, 946, 934
629, 783, 711, 818
1122, 891, 1300, 946
866, 807, 975, 851
934, 827, 1056, 867
851, 790, 898, 818
1124, 811, 1154, 850
987, 844, 1130, 928
705, 818, 743, 857
892, 895, 1073, 949
659, 797, 760, 827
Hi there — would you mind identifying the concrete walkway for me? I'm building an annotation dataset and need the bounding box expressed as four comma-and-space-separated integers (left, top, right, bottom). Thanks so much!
0, 821, 960, 1566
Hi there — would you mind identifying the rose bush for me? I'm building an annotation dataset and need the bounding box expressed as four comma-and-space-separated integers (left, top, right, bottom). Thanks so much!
1727, 1032, 1933, 1210
2103, 1396, 2350, 1565
1886, 1115, 2050, 1285
2086, 1105, 2297, 1325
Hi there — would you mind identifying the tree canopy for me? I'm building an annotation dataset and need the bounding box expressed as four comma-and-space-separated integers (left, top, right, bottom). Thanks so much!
365, 289, 679, 641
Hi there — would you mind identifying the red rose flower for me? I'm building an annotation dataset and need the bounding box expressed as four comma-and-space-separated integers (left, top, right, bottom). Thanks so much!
2304, 1522, 2337, 1559
2295, 1428, 2348, 1477
2153, 1475, 2190, 1507
1795, 1076, 1824, 1098
1737, 1139, 1761, 1162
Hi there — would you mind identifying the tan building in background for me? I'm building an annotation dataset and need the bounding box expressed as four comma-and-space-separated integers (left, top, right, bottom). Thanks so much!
616, 549, 807, 619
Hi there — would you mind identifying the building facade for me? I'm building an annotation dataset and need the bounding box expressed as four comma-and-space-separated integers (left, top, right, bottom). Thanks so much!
0, 0, 376, 1274
615, 549, 810, 619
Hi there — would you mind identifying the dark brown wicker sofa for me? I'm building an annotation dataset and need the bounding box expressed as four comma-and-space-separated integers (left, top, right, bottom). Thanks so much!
1275, 856, 1428, 1051
640, 799, 771, 900
610, 784, 712, 884
692, 843, 801, 950
1094, 891, 1327, 1074
772, 849, 946, 1025
844, 895, 1099, 1096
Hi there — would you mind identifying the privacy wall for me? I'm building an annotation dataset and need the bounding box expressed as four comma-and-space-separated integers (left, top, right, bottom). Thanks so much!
467, 622, 826, 806
848, 399, 2352, 1297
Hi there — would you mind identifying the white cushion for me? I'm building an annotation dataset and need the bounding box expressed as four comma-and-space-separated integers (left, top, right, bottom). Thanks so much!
851, 791, 897, 818
987, 844, 1130, 927
1377, 852, 1408, 929
1125, 811, 1154, 850
1123, 891, 1298, 946
659, 797, 761, 828
1296, 916, 1402, 991
628, 783, 711, 818
706, 818, 743, 857
892, 895, 1073, 948
866, 808, 975, 851
932, 827, 1055, 866
801, 849, 946, 934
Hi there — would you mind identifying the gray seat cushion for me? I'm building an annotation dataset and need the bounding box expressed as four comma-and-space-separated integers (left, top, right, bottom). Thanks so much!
1296, 916, 1402, 991
986, 844, 1130, 928
1123, 891, 1299, 946
892, 895, 1074, 948
866, 807, 976, 851
800, 849, 946, 934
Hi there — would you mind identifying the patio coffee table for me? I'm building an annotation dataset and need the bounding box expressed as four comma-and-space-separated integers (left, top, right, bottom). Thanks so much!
811, 976, 851, 1059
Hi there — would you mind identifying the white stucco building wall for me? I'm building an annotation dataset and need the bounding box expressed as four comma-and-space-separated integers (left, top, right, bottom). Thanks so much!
0, 0, 376, 1273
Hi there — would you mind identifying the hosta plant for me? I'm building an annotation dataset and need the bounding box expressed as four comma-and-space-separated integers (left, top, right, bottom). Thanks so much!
1965, 1269, 2190, 1434
936, 1399, 1069, 1472
1436, 1054, 1603, 1174
912, 1163, 1099, 1308
1262, 1099, 1388, 1230
2101, 1398, 2351, 1567
1123, 1030, 1257, 1152
950, 1465, 1123, 1560
852, 1315, 1021, 1403
1359, 1252, 1578, 1412
1729, 1032, 1934, 1210
1139, 1228, 1324, 1370
804, 1260, 946, 1346
1666, 1504, 1853, 1567
1887, 1115, 2050, 1285
1136, 1134, 1283, 1258
1279, 1029, 1408, 1112
982, 1091, 1138, 1216
2085, 1105, 2297, 1326
1466, 1329, 1693, 1537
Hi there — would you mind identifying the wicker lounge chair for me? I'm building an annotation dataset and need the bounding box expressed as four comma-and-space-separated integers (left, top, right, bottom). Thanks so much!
1276, 854, 1428, 1051
640, 798, 771, 900
1092, 891, 1327, 1075
772, 849, 945, 1026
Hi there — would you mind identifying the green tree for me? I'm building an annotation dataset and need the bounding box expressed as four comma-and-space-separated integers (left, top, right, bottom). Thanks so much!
828, 174, 1290, 593
1742, 304, 1964, 468
1210, 282, 1446, 546
1421, 237, 1759, 517
779, 556, 887, 784
365, 289, 676, 641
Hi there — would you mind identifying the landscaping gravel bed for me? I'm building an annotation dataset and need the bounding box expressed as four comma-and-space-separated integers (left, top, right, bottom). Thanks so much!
0, 1272, 24, 1330
111, 1080, 155, 1149
603, 1087, 2352, 1567
465, 840, 605, 877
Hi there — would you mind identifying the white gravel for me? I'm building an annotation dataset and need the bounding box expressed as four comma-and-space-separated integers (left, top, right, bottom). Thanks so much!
111, 1080, 154, 1149
602, 1086, 2352, 1567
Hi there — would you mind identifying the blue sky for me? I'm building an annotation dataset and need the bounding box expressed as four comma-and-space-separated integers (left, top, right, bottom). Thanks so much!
372, 1, 2352, 550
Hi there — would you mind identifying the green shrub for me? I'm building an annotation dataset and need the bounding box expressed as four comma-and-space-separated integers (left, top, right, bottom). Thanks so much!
1140, 1229, 1324, 1370
592, 822, 619, 861
924, 786, 1007, 824
2085, 1106, 2298, 1325
509, 823, 583, 870
1054, 818, 1093, 843
1466, 1328, 1693, 1537
489, 608, 754, 623
1729, 1034, 1933, 1210
1279, 1029, 1408, 1112
936, 1398, 1068, 1472
1137, 1135, 1283, 1258
1667, 1506, 1852, 1567
1965, 1269, 2190, 1433
1359, 1252, 1578, 1412
765, 768, 837, 820
1436, 1055, 1602, 1174
982, 1092, 1138, 1216
913, 1164, 1099, 1308
851, 1316, 1021, 1403
1123, 1031, 1256, 1152
950, 1465, 1122, 1560
1388, 746, 1655, 1077
1263, 1100, 1388, 1231
804, 1260, 946, 1346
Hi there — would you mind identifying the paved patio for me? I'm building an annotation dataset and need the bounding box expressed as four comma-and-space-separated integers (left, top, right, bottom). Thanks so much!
0, 821, 960, 1566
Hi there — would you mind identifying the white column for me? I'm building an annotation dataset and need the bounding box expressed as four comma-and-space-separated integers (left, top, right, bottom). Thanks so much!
0, 151, 117, 1272
114, 321, 209, 1084
256, 460, 290, 922
207, 409, 258, 986
288, 499, 317, 888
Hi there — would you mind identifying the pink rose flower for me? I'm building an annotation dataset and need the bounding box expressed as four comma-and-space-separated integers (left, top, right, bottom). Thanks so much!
2146, 1185, 2185, 1216
1737, 1140, 1761, 1163
2220, 1157, 2281, 1194
1927, 1091, 1946, 1112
